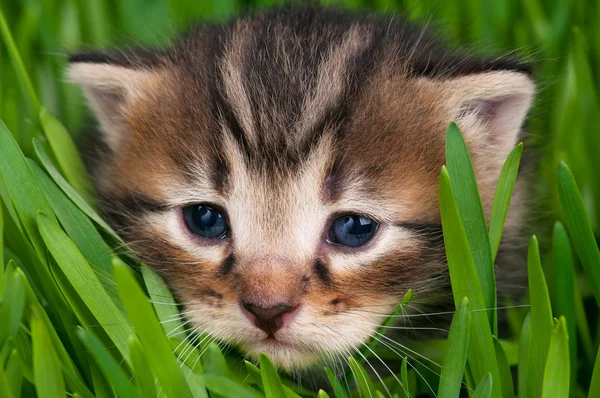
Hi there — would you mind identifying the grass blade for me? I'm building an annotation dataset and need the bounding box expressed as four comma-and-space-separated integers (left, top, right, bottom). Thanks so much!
557, 161, 600, 306
0, 187, 4, 299
201, 374, 261, 398
129, 336, 157, 398
39, 108, 94, 204
77, 329, 139, 398
113, 259, 193, 398
141, 264, 181, 336
0, 357, 14, 398
260, 353, 287, 398
17, 267, 82, 383
590, 346, 600, 398
29, 160, 112, 272
472, 373, 493, 398
552, 221, 577, 391
202, 343, 229, 376
325, 367, 349, 398
31, 309, 66, 398
445, 122, 496, 330
348, 356, 375, 397
525, 236, 553, 398
33, 139, 117, 239
492, 337, 513, 398
0, 121, 55, 255
542, 317, 569, 398
0, 267, 25, 347
0, 8, 40, 113
438, 297, 471, 398
439, 166, 502, 397
245, 360, 301, 398
37, 212, 132, 361
5, 350, 24, 397
489, 143, 523, 262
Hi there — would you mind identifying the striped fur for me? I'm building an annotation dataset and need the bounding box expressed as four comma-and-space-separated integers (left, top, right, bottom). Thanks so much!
69, 5, 534, 369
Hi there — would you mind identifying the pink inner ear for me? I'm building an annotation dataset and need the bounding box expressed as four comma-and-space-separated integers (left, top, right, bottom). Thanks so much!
459, 94, 531, 148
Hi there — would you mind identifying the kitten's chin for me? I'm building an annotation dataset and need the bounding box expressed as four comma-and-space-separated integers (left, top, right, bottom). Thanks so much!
241, 339, 322, 370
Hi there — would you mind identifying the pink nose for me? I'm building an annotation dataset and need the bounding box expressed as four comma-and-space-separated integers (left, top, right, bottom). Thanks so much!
242, 302, 296, 335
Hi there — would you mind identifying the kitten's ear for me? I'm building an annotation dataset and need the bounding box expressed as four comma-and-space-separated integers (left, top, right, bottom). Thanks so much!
67, 52, 162, 152
440, 71, 534, 154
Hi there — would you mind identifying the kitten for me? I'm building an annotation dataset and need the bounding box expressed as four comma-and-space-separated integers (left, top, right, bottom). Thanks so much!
68, 5, 534, 370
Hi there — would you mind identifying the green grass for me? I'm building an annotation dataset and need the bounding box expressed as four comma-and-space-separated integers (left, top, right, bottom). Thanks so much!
1, 0, 600, 397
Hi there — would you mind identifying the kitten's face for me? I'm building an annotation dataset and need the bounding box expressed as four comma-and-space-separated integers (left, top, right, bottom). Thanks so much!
69, 7, 534, 369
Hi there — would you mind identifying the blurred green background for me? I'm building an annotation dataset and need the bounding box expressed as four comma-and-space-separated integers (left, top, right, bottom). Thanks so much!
2, 0, 600, 233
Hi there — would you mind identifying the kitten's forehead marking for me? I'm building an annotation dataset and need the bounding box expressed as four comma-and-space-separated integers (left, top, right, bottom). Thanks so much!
218, 23, 373, 156
221, 22, 258, 147
294, 25, 372, 143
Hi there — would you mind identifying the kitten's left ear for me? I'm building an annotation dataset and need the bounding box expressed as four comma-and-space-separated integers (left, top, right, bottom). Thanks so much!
438, 70, 535, 154
67, 51, 164, 152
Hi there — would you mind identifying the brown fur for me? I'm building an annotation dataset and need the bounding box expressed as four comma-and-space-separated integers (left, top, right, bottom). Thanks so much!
68, 5, 534, 369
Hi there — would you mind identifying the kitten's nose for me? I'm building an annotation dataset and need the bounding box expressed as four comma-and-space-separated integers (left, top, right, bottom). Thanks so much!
241, 302, 296, 335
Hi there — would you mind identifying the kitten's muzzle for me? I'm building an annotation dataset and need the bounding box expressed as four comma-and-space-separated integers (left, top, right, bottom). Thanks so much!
241, 302, 298, 335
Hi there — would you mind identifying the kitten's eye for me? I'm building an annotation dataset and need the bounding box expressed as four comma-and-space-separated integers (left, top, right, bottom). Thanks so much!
327, 215, 378, 247
183, 204, 228, 239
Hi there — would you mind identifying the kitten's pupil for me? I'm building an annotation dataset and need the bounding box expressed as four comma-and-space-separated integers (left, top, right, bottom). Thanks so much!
329, 215, 378, 247
183, 205, 228, 239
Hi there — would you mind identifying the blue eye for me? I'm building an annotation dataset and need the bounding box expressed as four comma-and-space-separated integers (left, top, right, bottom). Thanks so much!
328, 215, 378, 247
183, 205, 228, 239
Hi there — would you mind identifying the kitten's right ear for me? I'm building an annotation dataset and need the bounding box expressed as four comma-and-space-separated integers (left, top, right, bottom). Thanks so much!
68, 52, 162, 152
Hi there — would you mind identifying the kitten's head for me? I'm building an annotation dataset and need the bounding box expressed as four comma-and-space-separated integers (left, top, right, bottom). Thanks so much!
69, 6, 534, 369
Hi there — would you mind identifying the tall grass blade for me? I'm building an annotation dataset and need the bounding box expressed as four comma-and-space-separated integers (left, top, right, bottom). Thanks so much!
325, 367, 349, 398
0, 9, 40, 113
17, 268, 82, 382
260, 353, 287, 398
202, 343, 229, 376
29, 160, 112, 272
0, 356, 15, 398
77, 329, 139, 398
37, 212, 132, 361
31, 309, 66, 398
0, 121, 55, 255
0, 268, 24, 347
541, 317, 569, 398
33, 139, 117, 238
348, 356, 375, 396
590, 347, 600, 398
488, 143, 523, 262
557, 161, 600, 306
438, 297, 471, 398
113, 259, 193, 398
439, 166, 502, 397
0, 189, 4, 298
552, 221, 577, 391
401, 357, 409, 398
5, 350, 24, 397
141, 264, 180, 336
246, 361, 301, 398
472, 373, 493, 398
39, 108, 94, 204
445, 122, 496, 330
201, 374, 262, 398
492, 337, 513, 398
525, 236, 553, 397
129, 336, 157, 398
